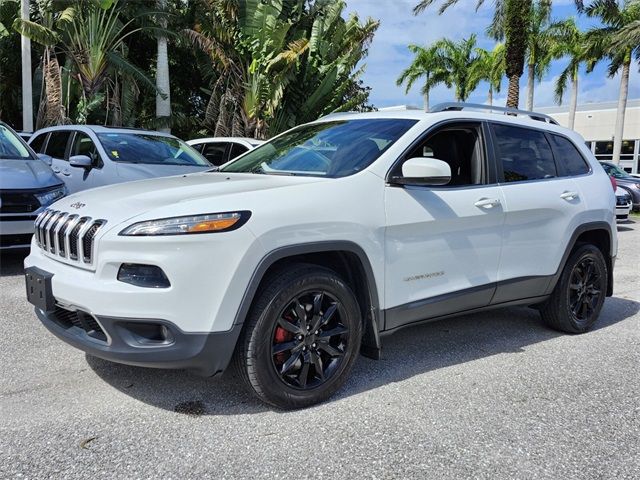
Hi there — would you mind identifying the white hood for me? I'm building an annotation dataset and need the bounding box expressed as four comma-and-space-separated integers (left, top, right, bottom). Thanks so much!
49, 171, 327, 226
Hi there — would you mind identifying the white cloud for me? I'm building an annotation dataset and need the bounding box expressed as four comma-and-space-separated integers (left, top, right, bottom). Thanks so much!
344, 0, 640, 109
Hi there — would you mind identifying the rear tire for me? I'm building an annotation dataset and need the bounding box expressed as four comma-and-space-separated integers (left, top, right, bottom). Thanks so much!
234, 263, 362, 409
541, 244, 607, 333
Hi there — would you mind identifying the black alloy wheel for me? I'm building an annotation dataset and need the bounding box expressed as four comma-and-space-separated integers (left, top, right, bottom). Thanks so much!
541, 244, 607, 333
235, 263, 362, 409
271, 291, 349, 389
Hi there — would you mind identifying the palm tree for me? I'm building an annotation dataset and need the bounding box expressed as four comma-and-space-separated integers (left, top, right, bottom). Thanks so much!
20, 0, 33, 131
552, 18, 588, 130
16, 0, 161, 124
13, 1, 74, 127
585, 0, 640, 164
396, 43, 448, 111
155, 0, 170, 133
413, 0, 583, 108
437, 35, 484, 101
525, 1, 556, 110
470, 43, 505, 105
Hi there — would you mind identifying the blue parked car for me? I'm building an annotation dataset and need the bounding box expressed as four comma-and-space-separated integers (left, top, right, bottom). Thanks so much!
0, 122, 66, 250
28, 125, 212, 193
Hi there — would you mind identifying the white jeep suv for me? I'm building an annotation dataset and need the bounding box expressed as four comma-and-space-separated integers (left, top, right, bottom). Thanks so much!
24, 104, 617, 409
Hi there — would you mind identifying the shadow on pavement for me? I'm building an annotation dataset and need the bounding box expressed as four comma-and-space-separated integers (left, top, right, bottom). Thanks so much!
0, 249, 29, 277
86, 296, 640, 415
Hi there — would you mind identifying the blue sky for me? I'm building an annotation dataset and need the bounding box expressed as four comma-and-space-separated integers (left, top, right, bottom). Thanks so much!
344, 0, 639, 109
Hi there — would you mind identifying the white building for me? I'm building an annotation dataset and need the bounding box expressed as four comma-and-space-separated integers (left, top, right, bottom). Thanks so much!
538, 99, 640, 174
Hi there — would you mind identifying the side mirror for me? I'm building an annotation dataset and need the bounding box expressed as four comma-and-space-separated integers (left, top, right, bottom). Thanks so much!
69, 154, 92, 169
394, 157, 451, 186
36, 153, 53, 166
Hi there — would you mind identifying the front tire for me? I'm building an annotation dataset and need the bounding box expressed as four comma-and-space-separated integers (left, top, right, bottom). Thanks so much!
235, 264, 362, 409
541, 244, 608, 333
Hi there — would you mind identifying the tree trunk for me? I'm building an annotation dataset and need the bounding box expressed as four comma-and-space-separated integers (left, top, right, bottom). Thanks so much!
156, 0, 171, 133
41, 48, 67, 127
611, 57, 630, 165
567, 69, 578, 131
20, 0, 33, 131
506, 74, 519, 108
526, 63, 534, 111
423, 90, 429, 112
488, 87, 493, 106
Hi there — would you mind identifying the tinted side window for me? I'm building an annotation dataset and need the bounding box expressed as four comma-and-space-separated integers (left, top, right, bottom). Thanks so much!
493, 124, 556, 182
45, 131, 71, 159
549, 135, 590, 176
201, 143, 228, 166
29, 133, 48, 153
229, 143, 249, 160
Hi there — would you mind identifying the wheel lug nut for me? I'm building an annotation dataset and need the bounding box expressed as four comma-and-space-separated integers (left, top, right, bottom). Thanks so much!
312, 343, 317, 348
302, 346, 307, 351
315, 331, 319, 335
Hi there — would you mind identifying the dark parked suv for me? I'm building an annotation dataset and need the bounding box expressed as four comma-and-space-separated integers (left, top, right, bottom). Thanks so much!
0, 122, 66, 250
600, 161, 640, 211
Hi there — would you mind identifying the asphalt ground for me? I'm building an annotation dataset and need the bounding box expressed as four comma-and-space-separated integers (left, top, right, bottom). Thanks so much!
1, 221, 639, 479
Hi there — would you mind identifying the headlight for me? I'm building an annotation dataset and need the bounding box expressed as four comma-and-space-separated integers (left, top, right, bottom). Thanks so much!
34, 185, 66, 206
119, 211, 251, 236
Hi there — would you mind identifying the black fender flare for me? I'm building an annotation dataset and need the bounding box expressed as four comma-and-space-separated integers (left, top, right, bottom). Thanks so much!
232, 241, 383, 359
545, 221, 615, 296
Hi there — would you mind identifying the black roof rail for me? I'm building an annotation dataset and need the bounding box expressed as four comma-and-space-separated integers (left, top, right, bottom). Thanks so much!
429, 102, 560, 125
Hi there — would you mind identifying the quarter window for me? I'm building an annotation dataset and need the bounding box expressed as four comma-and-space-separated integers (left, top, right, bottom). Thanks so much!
45, 131, 71, 159
493, 124, 556, 182
549, 135, 589, 176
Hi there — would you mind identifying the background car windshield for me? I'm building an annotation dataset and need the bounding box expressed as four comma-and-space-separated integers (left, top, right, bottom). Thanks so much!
97, 133, 210, 166
0, 124, 32, 160
220, 119, 417, 178
602, 162, 631, 179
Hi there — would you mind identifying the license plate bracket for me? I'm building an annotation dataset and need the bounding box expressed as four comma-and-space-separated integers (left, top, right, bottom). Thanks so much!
25, 266, 55, 312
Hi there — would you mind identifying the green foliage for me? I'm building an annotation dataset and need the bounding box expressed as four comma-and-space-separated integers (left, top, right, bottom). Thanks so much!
186, 0, 378, 138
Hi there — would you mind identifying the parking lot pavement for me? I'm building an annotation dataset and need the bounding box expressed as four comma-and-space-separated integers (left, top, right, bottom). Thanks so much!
1, 224, 639, 480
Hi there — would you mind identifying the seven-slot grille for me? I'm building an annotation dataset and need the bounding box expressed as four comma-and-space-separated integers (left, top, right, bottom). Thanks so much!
34, 210, 106, 266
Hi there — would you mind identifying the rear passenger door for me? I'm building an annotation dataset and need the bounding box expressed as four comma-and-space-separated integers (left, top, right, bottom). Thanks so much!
490, 123, 585, 303
43, 131, 72, 182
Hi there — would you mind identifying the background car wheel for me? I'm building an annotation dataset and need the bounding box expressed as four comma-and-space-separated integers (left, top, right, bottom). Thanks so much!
235, 263, 362, 409
541, 244, 608, 334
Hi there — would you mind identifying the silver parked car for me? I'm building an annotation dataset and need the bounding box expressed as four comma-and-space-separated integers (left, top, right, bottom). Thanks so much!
29, 126, 212, 193
186, 137, 264, 166
0, 122, 66, 250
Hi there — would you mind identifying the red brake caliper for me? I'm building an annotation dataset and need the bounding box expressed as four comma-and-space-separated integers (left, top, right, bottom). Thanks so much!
274, 318, 293, 366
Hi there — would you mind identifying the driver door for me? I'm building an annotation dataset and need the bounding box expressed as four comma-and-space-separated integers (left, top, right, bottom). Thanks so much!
64, 132, 105, 193
384, 121, 506, 330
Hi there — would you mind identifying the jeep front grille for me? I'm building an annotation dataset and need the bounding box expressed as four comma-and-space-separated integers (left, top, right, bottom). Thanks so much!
34, 209, 106, 267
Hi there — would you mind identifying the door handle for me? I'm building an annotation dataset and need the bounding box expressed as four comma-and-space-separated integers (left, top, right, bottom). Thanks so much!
52, 168, 60, 173
560, 191, 579, 201
62, 170, 71, 176
474, 198, 501, 209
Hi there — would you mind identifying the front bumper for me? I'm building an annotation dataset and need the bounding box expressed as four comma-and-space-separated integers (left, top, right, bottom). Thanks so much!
0, 216, 37, 249
35, 306, 242, 376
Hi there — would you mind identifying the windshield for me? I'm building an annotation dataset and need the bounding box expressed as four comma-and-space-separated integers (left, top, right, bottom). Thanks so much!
0, 124, 32, 160
220, 119, 417, 178
97, 133, 210, 166
602, 162, 630, 179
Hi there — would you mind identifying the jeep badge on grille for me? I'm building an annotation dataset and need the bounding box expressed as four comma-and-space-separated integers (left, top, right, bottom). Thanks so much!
70, 202, 86, 209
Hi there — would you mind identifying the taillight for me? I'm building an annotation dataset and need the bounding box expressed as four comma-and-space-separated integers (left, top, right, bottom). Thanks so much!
609, 175, 617, 191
